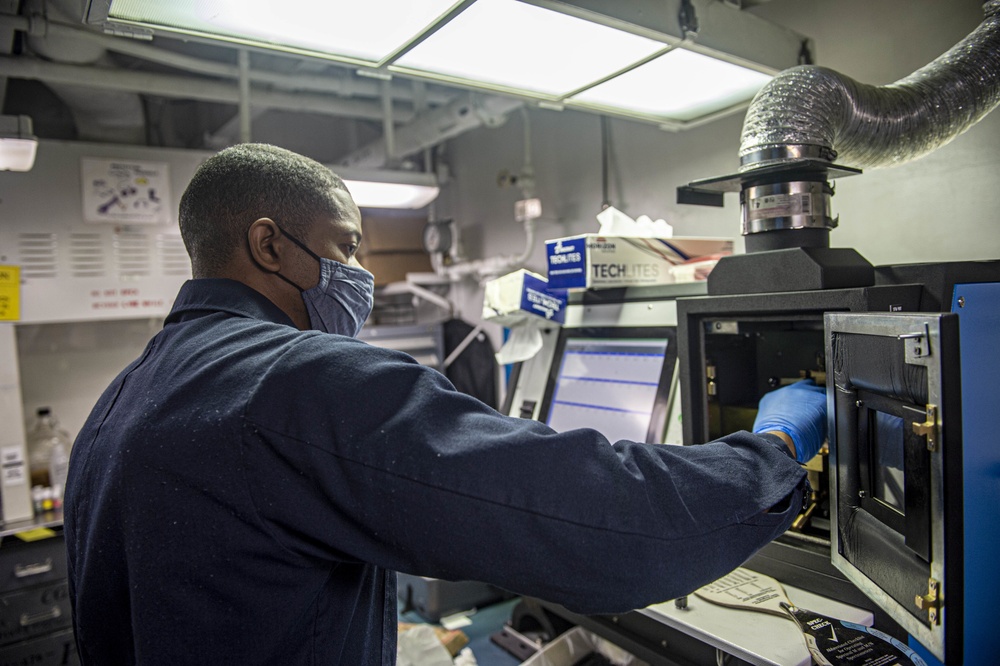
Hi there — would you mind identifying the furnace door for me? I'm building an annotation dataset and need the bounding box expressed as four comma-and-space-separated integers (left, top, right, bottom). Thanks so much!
825, 313, 961, 664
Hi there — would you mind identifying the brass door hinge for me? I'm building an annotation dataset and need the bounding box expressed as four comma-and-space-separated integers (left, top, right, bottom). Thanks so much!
912, 404, 938, 452
914, 579, 941, 625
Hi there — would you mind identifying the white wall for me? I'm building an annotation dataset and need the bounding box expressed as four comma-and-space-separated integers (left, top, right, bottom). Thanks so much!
0, 142, 208, 445
437, 0, 1000, 334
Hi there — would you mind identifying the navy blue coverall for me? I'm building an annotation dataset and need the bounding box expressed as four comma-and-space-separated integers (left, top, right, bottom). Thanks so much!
64, 278, 807, 665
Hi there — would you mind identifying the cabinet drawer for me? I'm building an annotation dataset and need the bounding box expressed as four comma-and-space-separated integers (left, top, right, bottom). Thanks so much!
0, 581, 72, 646
0, 627, 78, 666
0, 536, 67, 594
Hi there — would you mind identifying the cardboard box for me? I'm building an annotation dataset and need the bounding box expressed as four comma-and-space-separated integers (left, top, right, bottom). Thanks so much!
361, 214, 428, 253
483, 269, 566, 326
545, 234, 732, 291
397, 622, 469, 657
359, 251, 433, 286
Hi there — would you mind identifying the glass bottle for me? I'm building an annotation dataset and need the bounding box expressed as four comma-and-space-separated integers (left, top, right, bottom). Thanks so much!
26, 407, 72, 488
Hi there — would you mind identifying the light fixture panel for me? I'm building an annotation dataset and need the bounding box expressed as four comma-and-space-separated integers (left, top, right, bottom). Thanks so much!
105, 0, 459, 62
0, 139, 38, 172
0, 115, 38, 172
344, 180, 440, 210
333, 166, 441, 209
92, 0, 808, 129
570, 48, 773, 122
395, 0, 666, 96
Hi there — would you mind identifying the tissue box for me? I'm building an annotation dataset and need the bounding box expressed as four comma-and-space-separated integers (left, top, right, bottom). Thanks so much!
483, 270, 566, 326
546, 234, 732, 291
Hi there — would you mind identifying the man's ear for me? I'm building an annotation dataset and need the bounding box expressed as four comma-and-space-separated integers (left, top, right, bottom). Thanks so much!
247, 218, 282, 272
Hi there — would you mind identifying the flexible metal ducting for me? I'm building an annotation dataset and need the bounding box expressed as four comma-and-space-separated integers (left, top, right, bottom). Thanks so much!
739, 0, 1000, 171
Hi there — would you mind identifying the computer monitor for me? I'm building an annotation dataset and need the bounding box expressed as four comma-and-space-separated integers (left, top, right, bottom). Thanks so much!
537, 326, 678, 444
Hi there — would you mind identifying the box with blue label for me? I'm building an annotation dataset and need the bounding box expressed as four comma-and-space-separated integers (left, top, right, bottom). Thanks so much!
482, 269, 566, 326
545, 234, 733, 291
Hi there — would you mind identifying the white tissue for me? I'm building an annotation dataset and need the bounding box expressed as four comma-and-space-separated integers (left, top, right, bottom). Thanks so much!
495, 326, 544, 365
396, 625, 455, 666
597, 206, 673, 238
453, 648, 478, 666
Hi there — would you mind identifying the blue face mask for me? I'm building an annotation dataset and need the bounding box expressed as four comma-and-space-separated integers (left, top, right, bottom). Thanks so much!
275, 227, 375, 337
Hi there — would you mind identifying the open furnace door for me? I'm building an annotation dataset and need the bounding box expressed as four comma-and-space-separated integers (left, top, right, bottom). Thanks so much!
825, 313, 962, 663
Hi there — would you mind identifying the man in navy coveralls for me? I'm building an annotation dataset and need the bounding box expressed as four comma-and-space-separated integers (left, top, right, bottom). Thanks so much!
65, 143, 824, 665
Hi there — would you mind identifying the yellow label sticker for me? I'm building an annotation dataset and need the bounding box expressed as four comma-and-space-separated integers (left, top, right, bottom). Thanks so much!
0, 265, 20, 321
14, 527, 57, 542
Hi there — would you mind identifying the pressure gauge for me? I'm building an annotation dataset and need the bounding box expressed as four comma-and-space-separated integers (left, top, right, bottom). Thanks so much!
422, 221, 453, 254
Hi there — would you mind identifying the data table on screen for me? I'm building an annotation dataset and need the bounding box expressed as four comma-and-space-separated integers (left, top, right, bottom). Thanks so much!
546, 337, 668, 443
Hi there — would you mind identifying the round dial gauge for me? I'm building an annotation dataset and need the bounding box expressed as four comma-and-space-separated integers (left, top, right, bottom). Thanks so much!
422, 222, 453, 254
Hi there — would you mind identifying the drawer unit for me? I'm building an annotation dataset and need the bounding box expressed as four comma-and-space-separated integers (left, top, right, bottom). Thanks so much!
0, 536, 68, 594
0, 529, 75, 664
0, 581, 72, 646
0, 627, 78, 666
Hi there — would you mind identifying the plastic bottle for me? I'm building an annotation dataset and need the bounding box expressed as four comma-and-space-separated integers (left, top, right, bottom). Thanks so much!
48, 437, 70, 504
26, 407, 72, 488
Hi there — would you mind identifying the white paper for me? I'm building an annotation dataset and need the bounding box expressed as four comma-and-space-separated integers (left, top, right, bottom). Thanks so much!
496, 325, 544, 364
1, 445, 27, 487
81, 157, 172, 224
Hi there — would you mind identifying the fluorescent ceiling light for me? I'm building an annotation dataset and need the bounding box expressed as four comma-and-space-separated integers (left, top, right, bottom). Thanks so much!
570, 48, 773, 122
103, 0, 458, 61
0, 115, 38, 172
94, 0, 804, 128
333, 167, 440, 210
395, 0, 665, 96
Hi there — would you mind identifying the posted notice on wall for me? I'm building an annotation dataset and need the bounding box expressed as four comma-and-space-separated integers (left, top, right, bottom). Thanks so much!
82, 157, 172, 224
0, 265, 19, 321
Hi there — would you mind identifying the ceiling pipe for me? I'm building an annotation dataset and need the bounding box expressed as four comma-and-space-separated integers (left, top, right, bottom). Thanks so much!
0, 55, 407, 123
437, 107, 537, 284
380, 79, 397, 167
22, 1, 145, 144
0, 14, 455, 111
339, 92, 522, 168
237, 49, 252, 143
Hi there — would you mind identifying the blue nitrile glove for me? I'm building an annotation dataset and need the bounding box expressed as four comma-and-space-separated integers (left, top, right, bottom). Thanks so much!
753, 379, 827, 463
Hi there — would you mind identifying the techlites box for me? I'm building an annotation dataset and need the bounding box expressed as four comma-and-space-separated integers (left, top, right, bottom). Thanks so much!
545, 234, 733, 291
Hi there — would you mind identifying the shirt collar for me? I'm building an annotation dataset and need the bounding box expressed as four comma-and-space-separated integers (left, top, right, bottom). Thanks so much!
165, 279, 297, 328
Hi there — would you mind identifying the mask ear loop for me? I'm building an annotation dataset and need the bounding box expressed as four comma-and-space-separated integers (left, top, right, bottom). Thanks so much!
278, 226, 324, 264
247, 222, 310, 292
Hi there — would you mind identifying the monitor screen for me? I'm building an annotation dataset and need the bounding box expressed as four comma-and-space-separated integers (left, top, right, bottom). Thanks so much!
538, 326, 678, 444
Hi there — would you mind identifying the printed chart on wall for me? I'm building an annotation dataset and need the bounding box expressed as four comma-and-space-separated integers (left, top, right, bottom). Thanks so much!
81, 157, 172, 224
546, 337, 668, 443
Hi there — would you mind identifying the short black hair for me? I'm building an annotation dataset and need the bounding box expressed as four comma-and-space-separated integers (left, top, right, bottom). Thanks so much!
179, 143, 351, 277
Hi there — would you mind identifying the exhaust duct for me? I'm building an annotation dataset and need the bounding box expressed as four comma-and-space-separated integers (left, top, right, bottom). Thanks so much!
739, 0, 1000, 171
677, 1, 1000, 294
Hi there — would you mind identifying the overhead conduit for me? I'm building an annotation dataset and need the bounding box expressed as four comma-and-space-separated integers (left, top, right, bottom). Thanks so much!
0, 10, 472, 145
24, 0, 145, 144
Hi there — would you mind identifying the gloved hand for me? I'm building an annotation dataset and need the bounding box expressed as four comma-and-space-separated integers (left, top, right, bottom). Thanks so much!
753, 379, 827, 462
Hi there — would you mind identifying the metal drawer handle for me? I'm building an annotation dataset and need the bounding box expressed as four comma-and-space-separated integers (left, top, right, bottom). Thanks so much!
20, 606, 62, 627
14, 558, 54, 578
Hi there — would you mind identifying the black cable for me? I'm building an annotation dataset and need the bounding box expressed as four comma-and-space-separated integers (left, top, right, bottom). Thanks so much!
798, 39, 814, 65
679, 0, 699, 40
